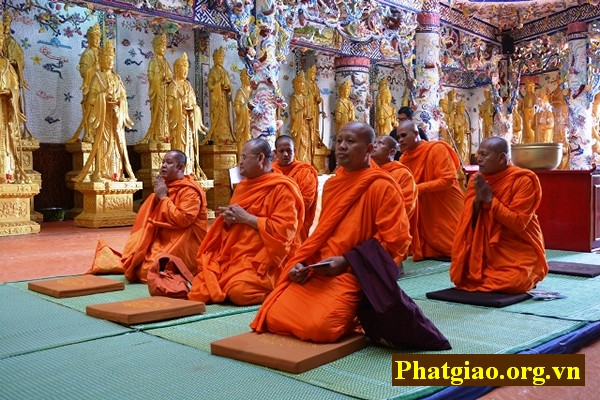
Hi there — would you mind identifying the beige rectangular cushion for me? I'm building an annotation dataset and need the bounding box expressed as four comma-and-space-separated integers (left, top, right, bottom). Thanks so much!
211, 332, 367, 374
86, 297, 205, 325
28, 275, 124, 298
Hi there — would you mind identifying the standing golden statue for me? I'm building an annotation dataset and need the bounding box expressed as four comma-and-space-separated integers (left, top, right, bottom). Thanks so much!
0, 21, 28, 183
74, 40, 136, 182
67, 23, 101, 143
375, 80, 397, 135
167, 52, 208, 179
289, 72, 310, 163
591, 92, 600, 155
512, 98, 523, 144
453, 99, 471, 165
140, 33, 172, 144
444, 89, 457, 137
205, 47, 233, 145
305, 65, 326, 154
234, 69, 252, 157
478, 88, 494, 139
550, 76, 568, 144
521, 81, 536, 143
334, 79, 356, 133
2, 12, 32, 139
534, 90, 554, 143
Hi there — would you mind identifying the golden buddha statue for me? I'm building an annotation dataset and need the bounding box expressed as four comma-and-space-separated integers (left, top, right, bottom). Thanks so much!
376, 80, 397, 135
521, 80, 536, 143
444, 89, 457, 137
334, 79, 356, 133
74, 40, 136, 183
438, 96, 452, 144
0, 21, 28, 183
478, 88, 494, 139
453, 99, 470, 165
550, 76, 568, 145
233, 69, 252, 157
591, 92, 600, 155
2, 12, 31, 139
512, 98, 523, 144
205, 46, 233, 145
67, 23, 101, 143
534, 90, 554, 143
140, 33, 173, 144
167, 52, 208, 179
289, 72, 310, 163
305, 65, 326, 153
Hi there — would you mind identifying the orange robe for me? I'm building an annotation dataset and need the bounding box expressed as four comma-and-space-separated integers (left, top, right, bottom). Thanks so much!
450, 165, 548, 293
123, 175, 207, 283
251, 166, 411, 343
400, 141, 464, 260
188, 173, 304, 306
273, 160, 318, 241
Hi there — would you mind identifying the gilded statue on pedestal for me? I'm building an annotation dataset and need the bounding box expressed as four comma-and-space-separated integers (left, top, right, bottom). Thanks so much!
376, 79, 397, 135
334, 79, 356, 133
67, 24, 101, 143
550, 76, 569, 145
478, 89, 494, 139
534, 90, 554, 143
0, 22, 28, 183
453, 99, 471, 165
234, 69, 252, 157
2, 12, 32, 139
74, 40, 136, 182
521, 81, 536, 143
289, 72, 310, 163
140, 33, 173, 144
167, 53, 208, 179
305, 65, 326, 153
205, 47, 233, 145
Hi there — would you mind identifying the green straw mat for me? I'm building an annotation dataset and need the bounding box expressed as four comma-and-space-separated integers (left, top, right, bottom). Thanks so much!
8, 276, 259, 329
402, 258, 450, 279
0, 285, 130, 359
0, 332, 354, 400
147, 300, 582, 400
545, 249, 600, 264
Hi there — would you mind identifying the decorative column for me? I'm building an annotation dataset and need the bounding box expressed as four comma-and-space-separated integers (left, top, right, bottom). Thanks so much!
567, 21, 593, 170
414, 3, 442, 141
16, 138, 43, 223
334, 57, 371, 123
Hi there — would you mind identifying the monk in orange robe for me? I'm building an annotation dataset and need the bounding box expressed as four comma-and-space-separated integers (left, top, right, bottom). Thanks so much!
272, 135, 318, 241
398, 120, 464, 261
188, 139, 305, 306
450, 137, 548, 293
123, 150, 208, 283
251, 121, 411, 343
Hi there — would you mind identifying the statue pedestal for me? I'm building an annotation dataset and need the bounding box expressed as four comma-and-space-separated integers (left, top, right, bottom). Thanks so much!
65, 142, 93, 219
17, 139, 43, 223
0, 183, 41, 236
313, 147, 331, 174
197, 178, 216, 219
74, 181, 143, 228
134, 142, 171, 201
199, 145, 237, 210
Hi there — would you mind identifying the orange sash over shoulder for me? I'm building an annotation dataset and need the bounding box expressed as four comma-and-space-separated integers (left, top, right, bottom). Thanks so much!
122, 175, 207, 283
189, 173, 304, 305
380, 160, 417, 219
400, 141, 464, 260
273, 160, 318, 241
450, 165, 548, 293
251, 166, 411, 340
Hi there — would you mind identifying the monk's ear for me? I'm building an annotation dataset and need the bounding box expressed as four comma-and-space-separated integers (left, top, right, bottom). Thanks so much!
366, 142, 374, 154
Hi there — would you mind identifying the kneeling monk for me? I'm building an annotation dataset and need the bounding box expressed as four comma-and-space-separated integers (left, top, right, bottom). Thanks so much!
450, 137, 548, 293
251, 121, 411, 343
188, 139, 304, 306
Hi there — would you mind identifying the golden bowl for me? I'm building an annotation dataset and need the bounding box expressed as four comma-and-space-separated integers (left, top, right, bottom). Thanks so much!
511, 143, 563, 170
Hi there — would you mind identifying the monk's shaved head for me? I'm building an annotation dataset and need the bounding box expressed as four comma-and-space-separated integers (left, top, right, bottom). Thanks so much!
168, 149, 187, 166
476, 136, 510, 175
380, 135, 399, 152
275, 135, 294, 148
343, 121, 375, 144
247, 138, 274, 162
481, 136, 510, 156
398, 120, 419, 134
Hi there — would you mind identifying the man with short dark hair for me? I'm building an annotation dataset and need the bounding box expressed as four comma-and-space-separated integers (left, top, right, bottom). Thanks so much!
123, 150, 208, 283
251, 122, 411, 343
189, 139, 305, 305
389, 107, 427, 160
450, 137, 548, 293
273, 135, 318, 241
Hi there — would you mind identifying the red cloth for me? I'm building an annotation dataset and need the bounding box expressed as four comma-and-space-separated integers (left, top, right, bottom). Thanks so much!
272, 160, 318, 242
450, 165, 548, 293
188, 173, 304, 305
400, 141, 464, 260
122, 176, 207, 283
251, 165, 411, 343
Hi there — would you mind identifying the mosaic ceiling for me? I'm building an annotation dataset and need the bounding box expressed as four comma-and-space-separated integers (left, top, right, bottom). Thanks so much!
443, 0, 584, 31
